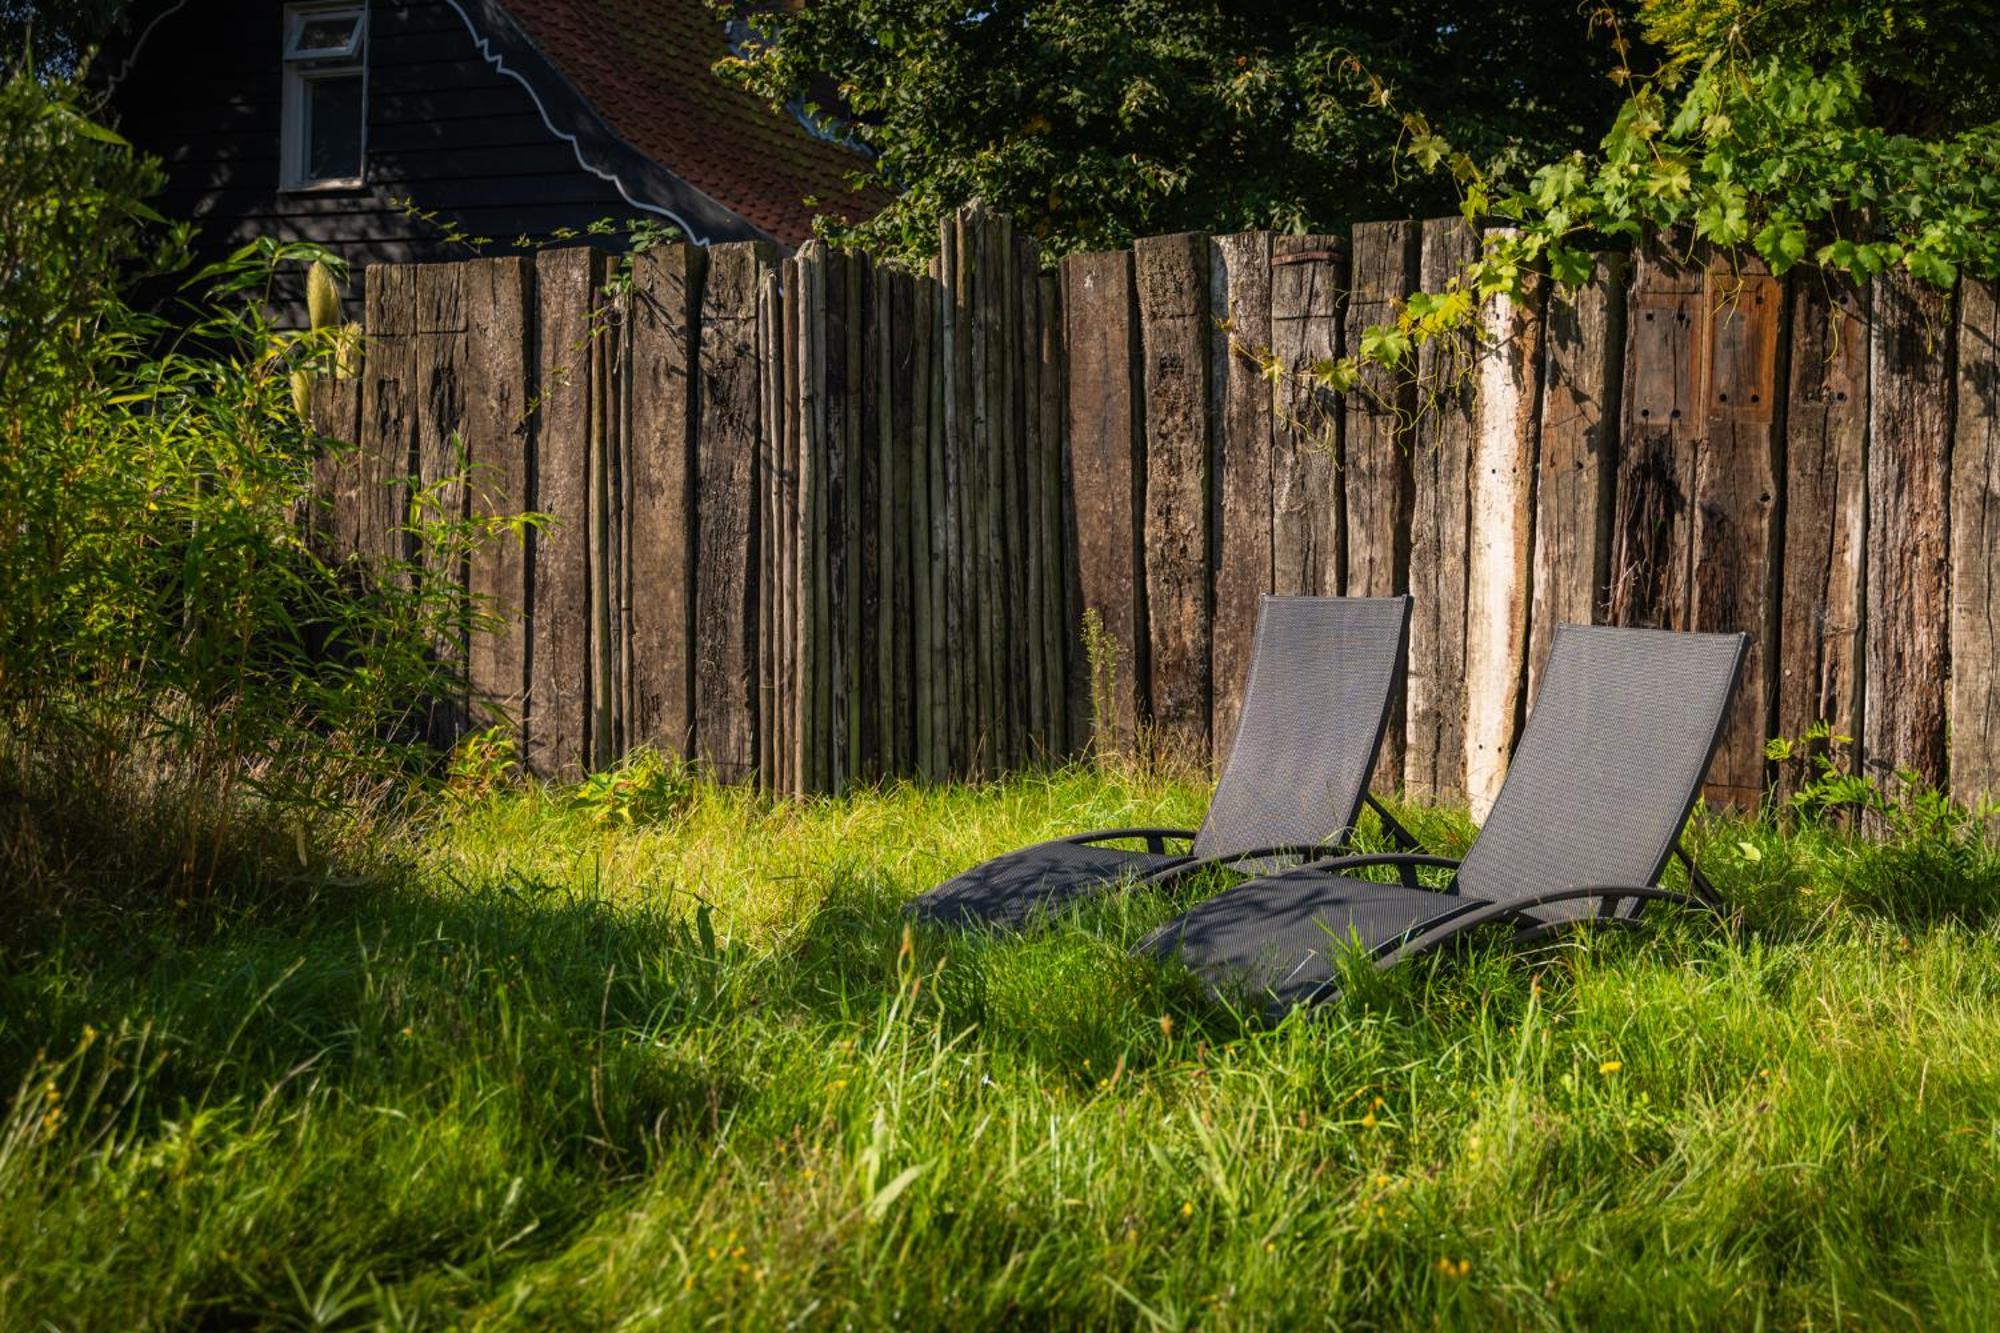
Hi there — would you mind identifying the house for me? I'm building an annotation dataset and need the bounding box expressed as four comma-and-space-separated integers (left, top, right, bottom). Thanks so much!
104, 0, 884, 310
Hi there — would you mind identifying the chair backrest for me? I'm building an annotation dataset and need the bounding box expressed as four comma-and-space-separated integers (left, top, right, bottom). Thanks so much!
1192, 595, 1411, 860
1453, 624, 1746, 915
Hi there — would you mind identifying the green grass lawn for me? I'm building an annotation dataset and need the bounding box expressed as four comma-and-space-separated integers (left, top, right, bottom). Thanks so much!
5, 765, 2000, 1328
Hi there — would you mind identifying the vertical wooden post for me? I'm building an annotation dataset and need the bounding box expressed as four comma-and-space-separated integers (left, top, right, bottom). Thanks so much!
778, 262, 802, 794
884, 268, 918, 777
1464, 252, 1545, 820
1036, 270, 1070, 755
695, 242, 772, 785
307, 371, 362, 563
1269, 235, 1347, 598
1134, 231, 1213, 761
527, 247, 599, 780
1208, 230, 1275, 765
915, 264, 944, 779
1865, 270, 1955, 786
858, 257, 884, 783
797, 246, 832, 793
1020, 238, 1049, 759
1343, 221, 1420, 789
623, 245, 701, 762
412, 263, 470, 745
1530, 254, 1625, 699
587, 269, 619, 769
998, 220, 1030, 769
1611, 240, 1703, 632
971, 211, 1004, 772
461, 258, 533, 735
1777, 272, 1867, 799
361, 263, 417, 576
757, 262, 785, 789
1952, 277, 2000, 808
1691, 256, 1784, 807
840, 250, 866, 787
1405, 218, 1478, 803
940, 224, 970, 774
814, 243, 851, 789
1060, 249, 1147, 755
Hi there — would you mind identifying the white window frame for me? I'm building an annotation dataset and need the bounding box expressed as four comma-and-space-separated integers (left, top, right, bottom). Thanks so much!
281, 2, 368, 191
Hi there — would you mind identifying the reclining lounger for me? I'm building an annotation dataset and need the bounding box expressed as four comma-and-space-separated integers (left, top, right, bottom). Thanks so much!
1140, 624, 1746, 1015
906, 595, 1415, 932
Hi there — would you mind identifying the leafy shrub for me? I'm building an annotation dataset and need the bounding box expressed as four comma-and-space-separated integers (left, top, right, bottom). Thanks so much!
567, 749, 698, 829
0, 68, 514, 901
445, 727, 522, 804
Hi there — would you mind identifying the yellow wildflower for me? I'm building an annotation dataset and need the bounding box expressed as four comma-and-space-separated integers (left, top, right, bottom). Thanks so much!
1599, 1060, 1623, 1075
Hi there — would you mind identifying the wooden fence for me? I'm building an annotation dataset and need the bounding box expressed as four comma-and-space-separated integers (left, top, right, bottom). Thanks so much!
310, 205, 2000, 815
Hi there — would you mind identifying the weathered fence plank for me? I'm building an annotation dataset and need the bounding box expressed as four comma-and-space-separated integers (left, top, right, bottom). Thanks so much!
1866, 270, 1955, 786
1405, 218, 1477, 802
412, 263, 470, 743
798, 247, 831, 793
1692, 257, 1784, 806
919, 265, 947, 778
361, 262, 416, 573
1343, 220, 1419, 788
938, 234, 968, 772
461, 258, 532, 732
1020, 240, 1048, 758
1951, 278, 2000, 804
587, 278, 618, 769
308, 373, 363, 561
1777, 273, 1866, 799
1464, 258, 1545, 820
526, 247, 597, 779
886, 269, 918, 776
1612, 242, 1703, 629
1209, 230, 1274, 763
1269, 235, 1346, 598
1529, 254, 1624, 699
757, 263, 785, 789
1037, 272, 1070, 753
858, 258, 884, 782
624, 245, 701, 761
1061, 249, 1147, 753
1000, 224, 1030, 769
694, 243, 769, 784
1135, 231, 1213, 759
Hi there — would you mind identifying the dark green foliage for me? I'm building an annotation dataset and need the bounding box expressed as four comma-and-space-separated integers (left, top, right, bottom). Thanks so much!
715, 0, 1636, 258
0, 68, 521, 906
1638, 0, 2000, 133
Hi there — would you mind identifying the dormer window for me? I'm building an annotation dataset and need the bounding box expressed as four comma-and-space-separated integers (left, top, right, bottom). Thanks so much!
281, 3, 367, 190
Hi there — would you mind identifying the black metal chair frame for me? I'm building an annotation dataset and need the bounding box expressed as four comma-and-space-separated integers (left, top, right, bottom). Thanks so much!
906, 596, 1416, 930
1138, 624, 1749, 1012
1023, 791, 1422, 891
1274, 842, 1726, 1005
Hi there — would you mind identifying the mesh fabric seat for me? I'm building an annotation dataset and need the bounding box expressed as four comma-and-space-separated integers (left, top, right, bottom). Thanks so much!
1141, 624, 1747, 1013
906, 596, 1412, 932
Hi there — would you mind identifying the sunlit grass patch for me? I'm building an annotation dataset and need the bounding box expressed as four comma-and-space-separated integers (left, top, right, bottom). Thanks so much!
5, 765, 2000, 1326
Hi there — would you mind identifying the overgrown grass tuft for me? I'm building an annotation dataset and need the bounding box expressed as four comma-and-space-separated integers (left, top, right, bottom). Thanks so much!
5, 766, 2000, 1327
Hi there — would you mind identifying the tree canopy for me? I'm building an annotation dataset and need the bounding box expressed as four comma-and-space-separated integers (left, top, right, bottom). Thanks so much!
721, 0, 1999, 285
716, 0, 1637, 259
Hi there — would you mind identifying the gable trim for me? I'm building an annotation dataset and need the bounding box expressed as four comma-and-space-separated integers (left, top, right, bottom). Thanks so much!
443, 0, 776, 248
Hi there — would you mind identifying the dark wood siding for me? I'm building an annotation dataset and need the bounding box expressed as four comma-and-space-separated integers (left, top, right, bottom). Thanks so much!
109, 0, 734, 317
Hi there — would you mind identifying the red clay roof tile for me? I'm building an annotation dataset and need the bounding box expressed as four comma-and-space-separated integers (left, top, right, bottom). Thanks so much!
498, 0, 886, 247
